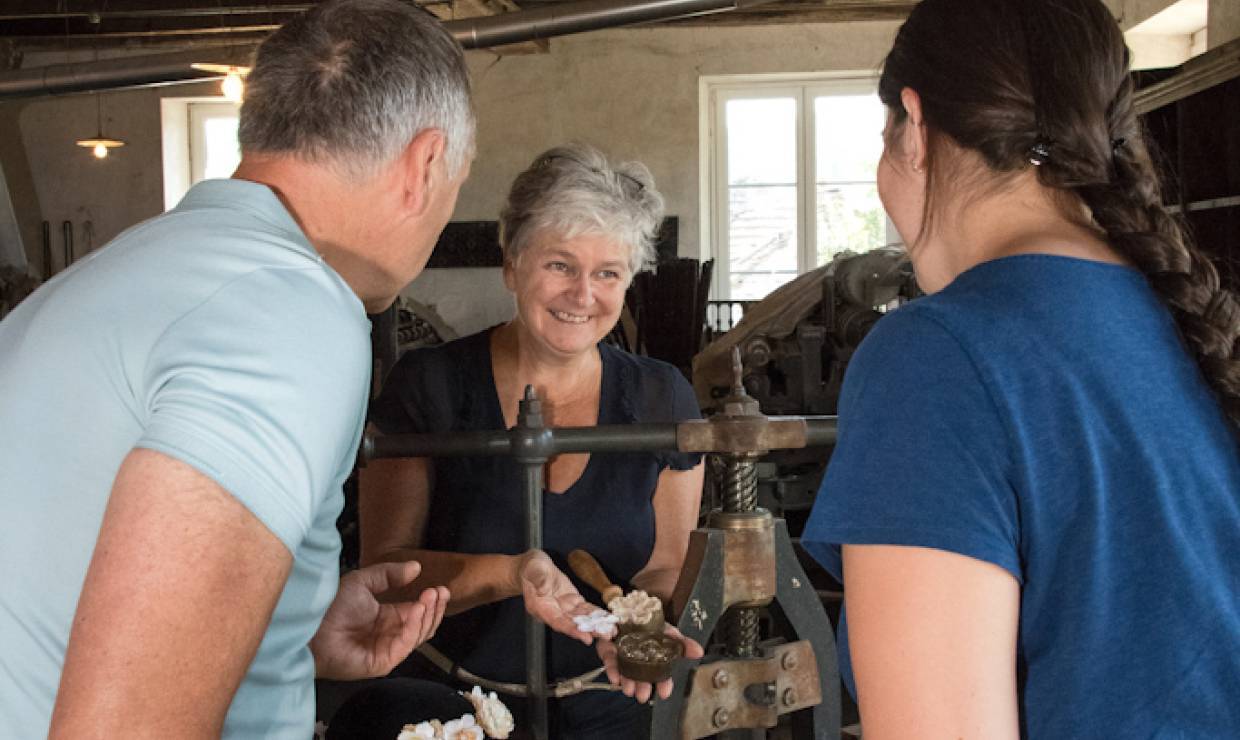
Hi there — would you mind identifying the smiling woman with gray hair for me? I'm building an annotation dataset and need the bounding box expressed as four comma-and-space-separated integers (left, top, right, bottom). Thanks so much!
500, 144, 664, 274
359, 143, 706, 738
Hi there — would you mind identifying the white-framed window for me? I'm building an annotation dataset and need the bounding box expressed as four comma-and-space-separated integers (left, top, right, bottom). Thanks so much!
161, 97, 241, 210
700, 73, 895, 299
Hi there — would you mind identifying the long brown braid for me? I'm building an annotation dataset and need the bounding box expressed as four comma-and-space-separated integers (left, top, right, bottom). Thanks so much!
879, 0, 1240, 426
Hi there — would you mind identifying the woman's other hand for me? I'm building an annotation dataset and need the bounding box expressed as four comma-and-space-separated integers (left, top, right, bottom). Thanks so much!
515, 549, 598, 645
310, 561, 449, 680
596, 624, 704, 703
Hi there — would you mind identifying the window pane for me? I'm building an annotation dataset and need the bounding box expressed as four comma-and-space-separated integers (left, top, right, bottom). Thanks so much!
724, 96, 798, 299
814, 91, 886, 263
202, 115, 240, 180
815, 93, 884, 183
816, 183, 884, 263
728, 184, 797, 299
726, 98, 796, 186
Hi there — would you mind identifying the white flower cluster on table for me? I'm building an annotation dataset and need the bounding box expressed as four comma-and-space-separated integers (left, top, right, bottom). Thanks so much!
572, 608, 619, 636
395, 685, 515, 740
464, 686, 514, 739
608, 590, 661, 626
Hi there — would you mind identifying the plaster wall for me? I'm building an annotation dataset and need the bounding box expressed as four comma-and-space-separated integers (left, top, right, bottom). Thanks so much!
1208, 0, 1240, 48
8, 23, 896, 335
15, 84, 215, 273
1112, 0, 1181, 29
5, 47, 221, 272
427, 21, 899, 334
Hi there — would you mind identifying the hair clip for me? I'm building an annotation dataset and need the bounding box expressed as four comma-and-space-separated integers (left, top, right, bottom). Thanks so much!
1027, 141, 1052, 166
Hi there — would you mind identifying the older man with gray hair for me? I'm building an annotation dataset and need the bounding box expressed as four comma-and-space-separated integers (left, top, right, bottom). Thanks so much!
0, 1, 473, 737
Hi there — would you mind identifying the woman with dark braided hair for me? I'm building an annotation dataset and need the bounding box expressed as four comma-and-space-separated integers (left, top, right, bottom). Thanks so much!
802, 0, 1240, 737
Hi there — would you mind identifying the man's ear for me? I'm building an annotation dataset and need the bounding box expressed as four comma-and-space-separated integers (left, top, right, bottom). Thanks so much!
399, 128, 448, 216
898, 87, 928, 173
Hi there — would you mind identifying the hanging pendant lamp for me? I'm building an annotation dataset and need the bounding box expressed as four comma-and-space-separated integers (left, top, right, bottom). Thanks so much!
75, 94, 125, 159
190, 63, 250, 104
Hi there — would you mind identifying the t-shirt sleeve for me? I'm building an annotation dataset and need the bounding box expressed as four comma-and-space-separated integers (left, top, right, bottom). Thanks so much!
801, 306, 1022, 584
659, 364, 704, 471
135, 267, 371, 553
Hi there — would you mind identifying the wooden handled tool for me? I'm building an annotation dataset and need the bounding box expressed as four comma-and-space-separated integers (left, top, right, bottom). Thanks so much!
568, 549, 623, 605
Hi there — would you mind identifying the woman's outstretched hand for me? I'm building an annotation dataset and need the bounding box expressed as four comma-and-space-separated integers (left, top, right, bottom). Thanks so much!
515, 549, 599, 645
596, 624, 705, 704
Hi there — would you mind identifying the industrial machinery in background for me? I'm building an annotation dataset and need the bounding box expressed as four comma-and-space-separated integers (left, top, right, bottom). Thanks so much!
695, 247, 918, 417
692, 247, 919, 598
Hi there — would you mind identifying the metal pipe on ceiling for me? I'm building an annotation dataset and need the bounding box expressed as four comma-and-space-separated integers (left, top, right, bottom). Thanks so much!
0, 2, 451, 22
0, 45, 256, 100
0, 7, 310, 22
0, 0, 778, 100
447, 0, 776, 49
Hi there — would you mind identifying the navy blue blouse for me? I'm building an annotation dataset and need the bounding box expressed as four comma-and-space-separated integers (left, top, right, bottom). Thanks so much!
371, 328, 702, 685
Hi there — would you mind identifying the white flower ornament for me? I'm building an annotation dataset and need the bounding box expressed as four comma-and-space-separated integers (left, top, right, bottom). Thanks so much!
608, 589, 662, 626
573, 608, 619, 636
393, 687, 515, 739
443, 714, 484, 740
397, 721, 439, 739
463, 686, 515, 739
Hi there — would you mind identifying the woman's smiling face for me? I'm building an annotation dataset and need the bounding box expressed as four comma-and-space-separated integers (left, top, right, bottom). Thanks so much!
504, 230, 633, 360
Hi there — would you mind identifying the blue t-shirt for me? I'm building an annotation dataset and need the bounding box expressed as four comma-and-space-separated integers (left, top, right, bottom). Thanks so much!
802, 255, 1240, 738
0, 179, 371, 738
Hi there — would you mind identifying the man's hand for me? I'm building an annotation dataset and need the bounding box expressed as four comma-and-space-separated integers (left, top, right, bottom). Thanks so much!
515, 550, 597, 645
596, 625, 704, 703
310, 561, 448, 680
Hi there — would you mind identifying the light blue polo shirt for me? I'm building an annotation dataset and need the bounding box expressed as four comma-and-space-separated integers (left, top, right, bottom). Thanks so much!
0, 179, 372, 737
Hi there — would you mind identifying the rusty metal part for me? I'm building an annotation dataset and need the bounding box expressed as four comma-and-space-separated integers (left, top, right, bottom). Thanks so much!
700, 510, 776, 610
361, 416, 832, 463
358, 374, 841, 739
680, 656, 778, 738
727, 607, 760, 658
722, 455, 758, 513
676, 416, 809, 454
670, 521, 775, 620
677, 640, 820, 739
718, 345, 763, 417
655, 519, 840, 738
766, 641, 822, 716
708, 510, 772, 531
746, 679, 777, 707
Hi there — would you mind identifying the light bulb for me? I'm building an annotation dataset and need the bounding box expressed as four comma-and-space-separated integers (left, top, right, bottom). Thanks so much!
93, 143, 108, 159
222, 71, 245, 103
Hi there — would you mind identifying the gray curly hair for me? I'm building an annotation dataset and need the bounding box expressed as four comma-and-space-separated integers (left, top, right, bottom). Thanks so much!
498, 143, 665, 277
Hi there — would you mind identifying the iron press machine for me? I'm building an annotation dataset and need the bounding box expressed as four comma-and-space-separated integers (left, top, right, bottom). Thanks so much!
359, 351, 841, 739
